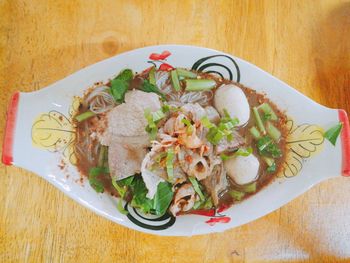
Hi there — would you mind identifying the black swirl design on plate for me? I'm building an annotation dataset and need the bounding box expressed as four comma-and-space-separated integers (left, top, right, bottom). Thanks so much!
191, 55, 241, 82
124, 203, 176, 230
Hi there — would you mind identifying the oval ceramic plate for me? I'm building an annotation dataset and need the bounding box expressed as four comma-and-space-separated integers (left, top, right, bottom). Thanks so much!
2, 45, 350, 236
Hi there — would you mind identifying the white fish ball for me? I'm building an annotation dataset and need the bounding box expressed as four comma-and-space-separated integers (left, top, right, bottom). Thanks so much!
214, 84, 250, 126
224, 154, 260, 185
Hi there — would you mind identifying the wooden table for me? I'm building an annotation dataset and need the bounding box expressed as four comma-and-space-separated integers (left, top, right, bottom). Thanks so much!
1, 1, 349, 262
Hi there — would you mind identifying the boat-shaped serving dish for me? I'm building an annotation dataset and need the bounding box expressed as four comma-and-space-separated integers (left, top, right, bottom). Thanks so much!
2, 45, 349, 236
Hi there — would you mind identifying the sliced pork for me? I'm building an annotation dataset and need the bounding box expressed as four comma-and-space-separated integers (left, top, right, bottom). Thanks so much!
98, 90, 161, 180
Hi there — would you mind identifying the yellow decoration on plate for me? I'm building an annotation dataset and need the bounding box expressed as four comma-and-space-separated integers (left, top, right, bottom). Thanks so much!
31, 110, 76, 164
282, 119, 324, 178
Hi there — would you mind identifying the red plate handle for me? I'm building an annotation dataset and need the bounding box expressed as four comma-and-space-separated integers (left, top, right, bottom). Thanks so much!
339, 109, 350, 176
2, 92, 20, 166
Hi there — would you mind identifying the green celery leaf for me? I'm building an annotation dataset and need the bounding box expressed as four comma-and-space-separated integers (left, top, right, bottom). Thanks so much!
152, 182, 174, 216
118, 175, 135, 186
110, 69, 134, 103
257, 136, 282, 158
141, 79, 166, 99
88, 167, 108, 193
229, 190, 245, 201
130, 176, 153, 214
117, 69, 133, 81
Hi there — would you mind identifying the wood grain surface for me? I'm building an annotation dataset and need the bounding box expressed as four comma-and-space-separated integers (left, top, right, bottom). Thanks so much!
1, 0, 350, 262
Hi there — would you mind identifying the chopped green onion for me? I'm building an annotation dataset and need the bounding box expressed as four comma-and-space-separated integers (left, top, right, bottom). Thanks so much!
229, 190, 245, 201
262, 156, 275, 167
161, 104, 170, 113
181, 118, 192, 127
218, 121, 235, 131
166, 148, 175, 182
145, 126, 157, 140
206, 127, 224, 145
257, 136, 282, 158
185, 79, 216, 91
211, 129, 225, 144
203, 197, 213, 209
267, 163, 276, 173
188, 177, 205, 201
193, 200, 202, 210
181, 118, 194, 134
75, 111, 95, 122
117, 199, 128, 215
200, 116, 215, 129
235, 147, 253, 157
176, 68, 197, 79
242, 182, 257, 193
171, 70, 181, 91
324, 123, 343, 146
266, 122, 281, 141
152, 109, 165, 122
253, 107, 266, 134
144, 109, 156, 129
250, 126, 261, 140
220, 153, 230, 161
144, 108, 166, 140
154, 152, 167, 163
223, 108, 231, 117
149, 66, 156, 85
258, 103, 278, 121
227, 133, 233, 142
202, 111, 238, 145
220, 147, 253, 160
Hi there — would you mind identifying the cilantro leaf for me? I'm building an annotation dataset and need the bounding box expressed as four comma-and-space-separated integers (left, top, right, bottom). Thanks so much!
110, 69, 133, 103
267, 162, 276, 173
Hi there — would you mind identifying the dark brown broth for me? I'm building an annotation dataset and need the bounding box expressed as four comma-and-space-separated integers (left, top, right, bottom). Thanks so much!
74, 71, 288, 209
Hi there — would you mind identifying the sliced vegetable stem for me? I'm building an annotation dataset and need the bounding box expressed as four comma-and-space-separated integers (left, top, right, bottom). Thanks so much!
229, 190, 245, 201
98, 145, 107, 167
75, 111, 95, 122
242, 182, 257, 193
258, 103, 278, 121
176, 68, 197, 78
149, 67, 156, 85
249, 126, 261, 139
188, 177, 205, 201
262, 156, 275, 167
171, 70, 181, 91
253, 107, 266, 134
166, 148, 175, 182
266, 121, 281, 141
185, 79, 216, 91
